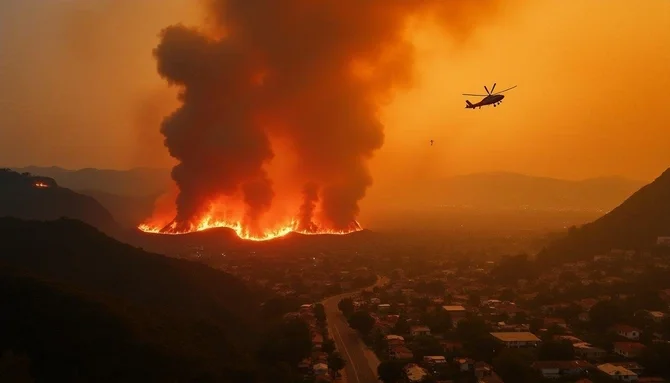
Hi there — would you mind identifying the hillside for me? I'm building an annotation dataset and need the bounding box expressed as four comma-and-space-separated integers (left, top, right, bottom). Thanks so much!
538, 168, 670, 262
0, 217, 264, 382
11, 166, 171, 197
0, 169, 117, 231
80, 188, 158, 227
126, 226, 380, 256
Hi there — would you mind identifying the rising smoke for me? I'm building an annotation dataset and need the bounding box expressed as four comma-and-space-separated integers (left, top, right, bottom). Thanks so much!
153, 0, 506, 234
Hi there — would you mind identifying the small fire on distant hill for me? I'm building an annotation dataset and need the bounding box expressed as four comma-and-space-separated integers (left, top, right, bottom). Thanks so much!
33, 181, 49, 188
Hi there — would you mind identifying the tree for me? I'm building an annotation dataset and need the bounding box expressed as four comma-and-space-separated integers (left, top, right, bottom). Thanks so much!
411, 335, 443, 361
589, 301, 623, 329
639, 342, 670, 377
538, 340, 574, 361
328, 351, 346, 378
377, 360, 405, 383
468, 293, 481, 307
423, 310, 452, 335
258, 318, 313, 367
392, 315, 411, 335
322, 339, 336, 354
338, 298, 354, 317
493, 349, 539, 383
0, 351, 33, 383
314, 303, 326, 323
348, 310, 376, 336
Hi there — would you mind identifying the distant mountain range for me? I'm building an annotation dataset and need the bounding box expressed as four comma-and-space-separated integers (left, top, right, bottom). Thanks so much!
0, 169, 117, 231
11, 166, 171, 197
7, 167, 648, 231
539, 167, 670, 261
436, 172, 645, 211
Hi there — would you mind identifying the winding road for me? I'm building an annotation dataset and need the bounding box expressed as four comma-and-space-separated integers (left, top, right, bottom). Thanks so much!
322, 276, 388, 383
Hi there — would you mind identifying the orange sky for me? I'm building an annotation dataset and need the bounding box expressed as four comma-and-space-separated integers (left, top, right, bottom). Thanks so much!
1, 0, 668, 186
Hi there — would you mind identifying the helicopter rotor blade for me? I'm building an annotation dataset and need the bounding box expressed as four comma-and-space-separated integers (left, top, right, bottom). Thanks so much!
484, 85, 490, 95
462, 93, 488, 97
493, 85, 517, 94
490, 83, 497, 93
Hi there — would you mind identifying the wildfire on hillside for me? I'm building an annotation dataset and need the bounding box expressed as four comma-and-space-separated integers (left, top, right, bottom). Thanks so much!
138, 203, 361, 241
139, 0, 507, 241
33, 181, 49, 188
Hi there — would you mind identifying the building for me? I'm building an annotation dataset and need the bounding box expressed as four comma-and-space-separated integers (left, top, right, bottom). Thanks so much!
442, 305, 467, 327
404, 363, 429, 383
614, 342, 646, 358
410, 325, 431, 337
657, 237, 670, 246
390, 345, 414, 360
378, 303, 391, 312
611, 325, 641, 341
490, 332, 541, 348
531, 360, 593, 379
597, 363, 638, 381
574, 343, 606, 361
385, 334, 405, 346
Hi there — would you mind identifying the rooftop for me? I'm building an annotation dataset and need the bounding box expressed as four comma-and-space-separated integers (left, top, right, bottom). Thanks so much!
491, 332, 541, 342
597, 363, 637, 377
404, 363, 429, 382
442, 305, 466, 312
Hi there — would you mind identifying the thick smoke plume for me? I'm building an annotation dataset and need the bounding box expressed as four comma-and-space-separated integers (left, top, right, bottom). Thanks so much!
153, 0, 505, 233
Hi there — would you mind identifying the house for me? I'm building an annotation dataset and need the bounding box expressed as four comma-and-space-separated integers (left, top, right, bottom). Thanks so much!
574, 343, 606, 361
647, 311, 666, 323
386, 334, 405, 346
378, 303, 391, 312
531, 360, 593, 379
474, 362, 495, 379
611, 362, 645, 376
423, 356, 447, 366
404, 363, 430, 383
554, 335, 584, 344
313, 363, 329, 376
442, 305, 467, 326
657, 237, 670, 246
390, 345, 414, 360
597, 363, 638, 381
490, 332, 541, 348
440, 340, 464, 353
611, 325, 641, 340
454, 358, 475, 372
614, 342, 646, 358
410, 325, 432, 337
544, 317, 567, 328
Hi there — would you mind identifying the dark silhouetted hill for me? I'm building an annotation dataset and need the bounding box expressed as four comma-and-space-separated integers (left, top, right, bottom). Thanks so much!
0, 217, 263, 382
439, 172, 644, 211
11, 166, 171, 197
0, 169, 116, 231
538, 168, 670, 262
79, 188, 158, 227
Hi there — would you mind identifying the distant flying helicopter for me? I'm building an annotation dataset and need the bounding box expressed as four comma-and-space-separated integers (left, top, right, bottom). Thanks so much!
430, 139, 434, 146
463, 83, 517, 109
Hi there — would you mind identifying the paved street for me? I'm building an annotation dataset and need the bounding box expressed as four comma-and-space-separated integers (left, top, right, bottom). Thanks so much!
322, 277, 388, 383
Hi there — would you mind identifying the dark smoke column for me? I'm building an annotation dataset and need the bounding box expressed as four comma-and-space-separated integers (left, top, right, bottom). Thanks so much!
154, 0, 507, 232
154, 26, 275, 230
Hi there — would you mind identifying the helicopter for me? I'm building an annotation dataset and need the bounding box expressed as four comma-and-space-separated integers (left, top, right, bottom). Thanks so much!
463, 83, 517, 109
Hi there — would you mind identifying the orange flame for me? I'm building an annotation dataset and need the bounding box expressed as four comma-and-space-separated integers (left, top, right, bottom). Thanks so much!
33, 182, 49, 188
137, 208, 362, 242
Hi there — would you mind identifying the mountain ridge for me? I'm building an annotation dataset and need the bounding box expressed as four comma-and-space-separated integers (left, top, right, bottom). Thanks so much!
538, 167, 670, 262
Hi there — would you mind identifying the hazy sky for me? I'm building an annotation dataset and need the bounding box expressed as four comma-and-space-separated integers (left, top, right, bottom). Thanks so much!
1, 0, 669, 185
